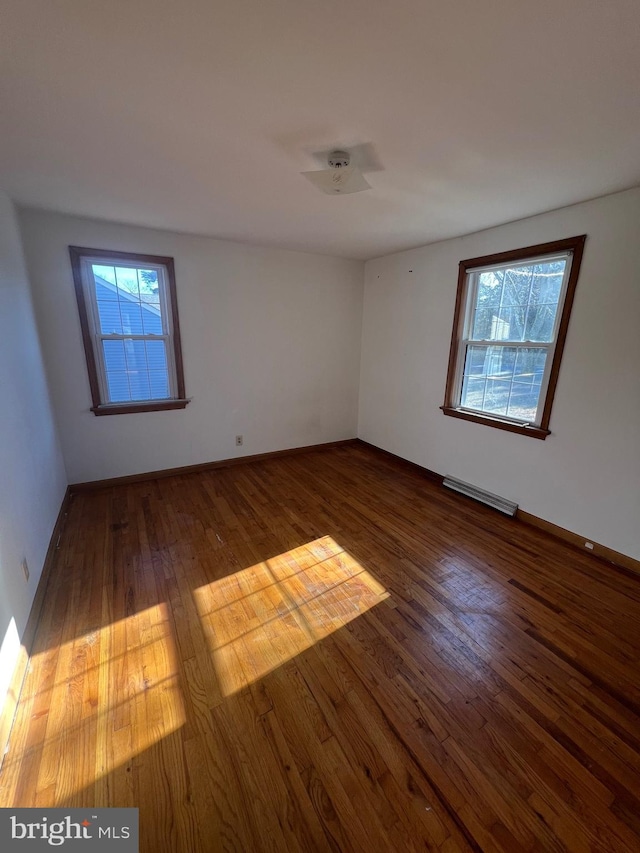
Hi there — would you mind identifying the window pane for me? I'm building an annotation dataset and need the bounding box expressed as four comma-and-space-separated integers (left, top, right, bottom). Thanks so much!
103, 340, 132, 402
509, 348, 546, 422
96, 299, 123, 334
124, 339, 146, 371
461, 345, 547, 423
145, 340, 167, 371
142, 304, 163, 334
149, 370, 170, 399
471, 259, 566, 342
123, 339, 147, 400
483, 378, 512, 416
102, 340, 126, 372
120, 302, 144, 334
138, 269, 160, 302
92, 265, 117, 295
128, 371, 151, 400
106, 371, 131, 403
115, 267, 140, 300
524, 302, 556, 342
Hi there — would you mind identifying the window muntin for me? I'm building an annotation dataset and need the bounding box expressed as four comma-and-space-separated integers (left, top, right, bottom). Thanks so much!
442, 236, 586, 439
70, 247, 188, 415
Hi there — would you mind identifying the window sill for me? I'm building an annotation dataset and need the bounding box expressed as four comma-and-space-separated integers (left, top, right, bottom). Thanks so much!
91, 399, 191, 416
440, 406, 550, 440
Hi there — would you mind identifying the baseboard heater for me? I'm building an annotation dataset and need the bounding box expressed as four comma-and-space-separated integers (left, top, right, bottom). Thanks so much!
443, 476, 518, 517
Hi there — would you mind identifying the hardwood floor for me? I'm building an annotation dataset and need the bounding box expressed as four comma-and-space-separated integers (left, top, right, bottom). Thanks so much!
1, 443, 639, 851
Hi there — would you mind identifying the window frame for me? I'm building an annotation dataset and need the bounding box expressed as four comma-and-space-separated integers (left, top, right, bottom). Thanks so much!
441, 235, 586, 440
69, 246, 189, 416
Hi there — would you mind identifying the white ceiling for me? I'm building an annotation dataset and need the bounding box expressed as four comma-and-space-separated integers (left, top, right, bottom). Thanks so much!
2, 0, 639, 260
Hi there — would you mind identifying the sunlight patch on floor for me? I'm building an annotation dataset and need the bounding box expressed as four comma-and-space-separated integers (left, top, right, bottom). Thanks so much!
193, 536, 389, 696
1, 603, 185, 804
0, 617, 21, 714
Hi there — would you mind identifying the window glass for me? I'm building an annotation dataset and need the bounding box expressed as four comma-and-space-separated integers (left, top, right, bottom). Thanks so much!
71, 247, 188, 414
442, 236, 586, 438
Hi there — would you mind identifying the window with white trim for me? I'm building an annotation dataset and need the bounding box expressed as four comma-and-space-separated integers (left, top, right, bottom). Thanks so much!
442, 236, 586, 439
70, 247, 189, 415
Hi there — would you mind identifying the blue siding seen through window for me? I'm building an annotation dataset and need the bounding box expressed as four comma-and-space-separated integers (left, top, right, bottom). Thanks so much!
93, 265, 170, 403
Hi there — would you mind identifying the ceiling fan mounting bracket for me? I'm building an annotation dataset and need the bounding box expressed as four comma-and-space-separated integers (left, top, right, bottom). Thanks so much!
327, 151, 350, 169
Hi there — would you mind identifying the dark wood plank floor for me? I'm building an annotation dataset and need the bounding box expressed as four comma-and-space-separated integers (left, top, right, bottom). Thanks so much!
2, 443, 640, 851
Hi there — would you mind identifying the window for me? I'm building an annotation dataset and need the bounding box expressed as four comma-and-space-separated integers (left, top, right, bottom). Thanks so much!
442, 236, 586, 439
70, 247, 189, 415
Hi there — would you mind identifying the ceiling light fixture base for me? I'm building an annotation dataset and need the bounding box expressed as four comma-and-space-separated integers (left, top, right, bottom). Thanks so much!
327, 151, 350, 169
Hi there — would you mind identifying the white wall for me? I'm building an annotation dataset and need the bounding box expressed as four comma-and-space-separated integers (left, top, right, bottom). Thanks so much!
0, 192, 67, 711
19, 209, 364, 484
360, 187, 640, 561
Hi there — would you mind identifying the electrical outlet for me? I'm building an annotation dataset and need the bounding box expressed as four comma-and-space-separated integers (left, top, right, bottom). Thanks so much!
235, 435, 243, 446
21, 558, 29, 582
